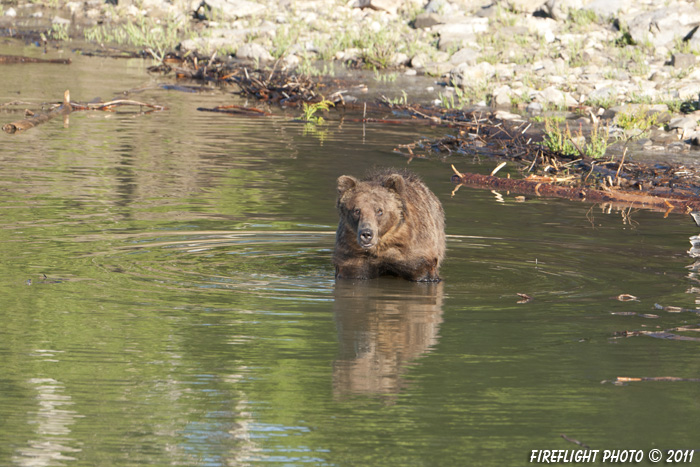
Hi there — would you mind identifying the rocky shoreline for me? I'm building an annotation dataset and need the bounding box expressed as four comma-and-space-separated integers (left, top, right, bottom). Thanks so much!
3, 0, 700, 159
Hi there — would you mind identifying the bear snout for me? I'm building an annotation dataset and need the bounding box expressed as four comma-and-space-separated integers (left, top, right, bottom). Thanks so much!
358, 228, 375, 248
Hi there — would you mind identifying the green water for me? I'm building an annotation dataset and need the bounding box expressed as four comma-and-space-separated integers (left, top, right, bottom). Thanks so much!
2, 46, 700, 466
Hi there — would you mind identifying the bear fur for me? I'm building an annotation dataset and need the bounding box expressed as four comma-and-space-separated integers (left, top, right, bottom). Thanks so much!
333, 168, 446, 282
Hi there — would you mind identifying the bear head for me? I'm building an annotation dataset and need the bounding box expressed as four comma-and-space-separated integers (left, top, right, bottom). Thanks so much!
336, 173, 405, 250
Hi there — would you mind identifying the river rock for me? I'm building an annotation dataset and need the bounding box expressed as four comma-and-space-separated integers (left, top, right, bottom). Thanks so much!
587, 86, 616, 102
412, 51, 452, 75
449, 47, 479, 65
280, 54, 300, 69
475, 3, 498, 17
541, 0, 564, 20
668, 116, 699, 132
689, 131, 700, 146
180, 36, 233, 53
423, 60, 454, 76
493, 110, 523, 121
435, 19, 488, 50
414, 12, 443, 29
527, 101, 544, 114
585, 0, 631, 17
390, 52, 410, 67
625, 4, 700, 49
193, 0, 266, 21
409, 53, 427, 69
671, 53, 696, 69
353, 0, 402, 14
522, 16, 556, 43
448, 61, 495, 87
64, 1, 83, 15
180, 27, 248, 53
140, 0, 177, 16
492, 85, 513, 107
534, 86, 575, 107
52, 16, 71, 25
336, 47, 362, 62
604, 103, 668, 120
501, 0, 547, 14
678, 83, 700, 101
236, 43, 273, 62
425, 0, 454, 14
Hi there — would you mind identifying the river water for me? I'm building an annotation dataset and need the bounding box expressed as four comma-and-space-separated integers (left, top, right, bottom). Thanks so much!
2, 43, 700, 466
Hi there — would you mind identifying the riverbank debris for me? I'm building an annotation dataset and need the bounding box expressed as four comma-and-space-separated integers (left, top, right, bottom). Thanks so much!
606, 376, 700, 385
145, 53, 700, 214
197, 104, 272, 117
385, 108, 700, 218
450, 166, 700, 214
2, 90, 166, 134
149, 53, 324, 107
0, 54, 70, 64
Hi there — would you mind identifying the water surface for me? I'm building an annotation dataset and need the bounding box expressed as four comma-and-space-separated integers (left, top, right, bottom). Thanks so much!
2, 45, 700, 466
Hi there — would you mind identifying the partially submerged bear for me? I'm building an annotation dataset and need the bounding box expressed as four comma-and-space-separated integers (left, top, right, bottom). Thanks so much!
333, 168, 446, 282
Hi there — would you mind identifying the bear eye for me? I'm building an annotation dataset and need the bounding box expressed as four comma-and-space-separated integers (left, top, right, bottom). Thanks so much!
352, 208, 361, 217
376, 208, 383, 216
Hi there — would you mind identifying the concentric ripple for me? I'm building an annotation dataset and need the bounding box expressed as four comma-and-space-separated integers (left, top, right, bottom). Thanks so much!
88, 230, 337, 299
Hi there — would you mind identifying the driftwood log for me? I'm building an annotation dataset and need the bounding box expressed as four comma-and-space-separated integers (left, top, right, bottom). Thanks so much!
451, 169, 700, 214
0, 55, 71, 65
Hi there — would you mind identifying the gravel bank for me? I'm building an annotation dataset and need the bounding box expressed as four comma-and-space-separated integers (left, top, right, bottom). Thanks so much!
4, 0, 700, 157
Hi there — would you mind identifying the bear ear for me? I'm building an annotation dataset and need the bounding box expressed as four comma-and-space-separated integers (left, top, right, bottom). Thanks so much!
337, 175, 358, 195
383, 173, 405, 195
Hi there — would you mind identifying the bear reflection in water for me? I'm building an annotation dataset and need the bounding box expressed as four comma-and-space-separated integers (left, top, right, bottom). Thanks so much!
332, 279, 444, 398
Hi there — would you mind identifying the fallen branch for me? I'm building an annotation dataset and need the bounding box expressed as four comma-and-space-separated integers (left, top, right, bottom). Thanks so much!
197, 104, 272, 117
450, 168, 700, 214
608, 376, 700, 384
2, 90, 72, 134
71, 99, 167, 112
613, 294, 639, 301
2, 91, 166, 134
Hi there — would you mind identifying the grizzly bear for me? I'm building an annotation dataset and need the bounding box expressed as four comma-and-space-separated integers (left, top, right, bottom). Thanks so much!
333, 168, 445, 282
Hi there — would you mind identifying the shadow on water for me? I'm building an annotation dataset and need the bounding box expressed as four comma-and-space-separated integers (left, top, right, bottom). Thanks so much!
333, 279, 443, 399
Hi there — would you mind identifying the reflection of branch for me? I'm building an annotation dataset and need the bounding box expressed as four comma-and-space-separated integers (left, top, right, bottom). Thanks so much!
653, 303, 700, 314
2, 90, 166, 134
612, 329, 700, 342
561, 434, 591, 450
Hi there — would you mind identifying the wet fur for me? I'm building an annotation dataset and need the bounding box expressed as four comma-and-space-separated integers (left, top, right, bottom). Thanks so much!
333, 168, 446, 282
